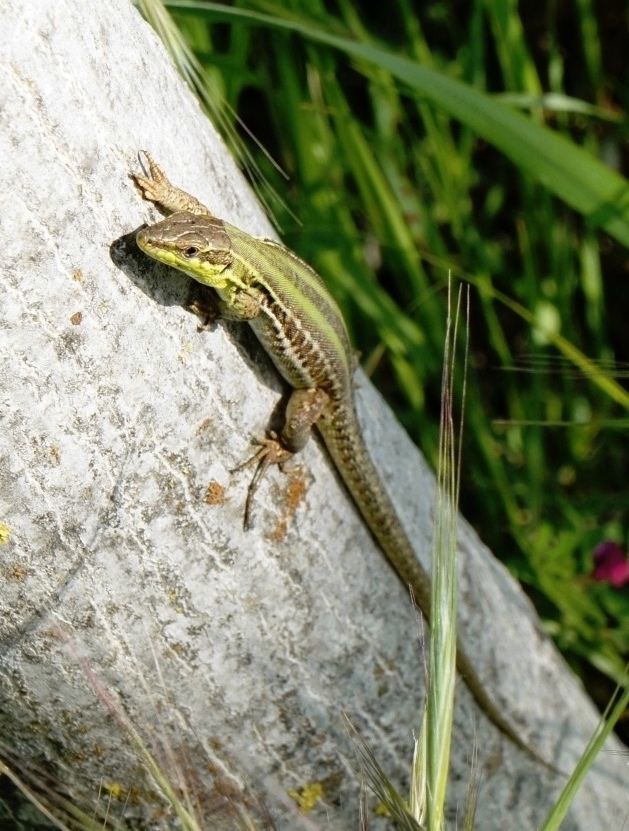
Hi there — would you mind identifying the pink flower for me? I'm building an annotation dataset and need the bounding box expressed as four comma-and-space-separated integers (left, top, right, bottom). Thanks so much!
592, 541, 629, 588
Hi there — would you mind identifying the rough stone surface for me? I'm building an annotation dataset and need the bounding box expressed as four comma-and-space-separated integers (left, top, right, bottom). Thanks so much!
0, 1, 626, 828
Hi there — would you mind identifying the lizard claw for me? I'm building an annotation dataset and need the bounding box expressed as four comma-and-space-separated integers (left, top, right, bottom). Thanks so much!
232, 434, 294, 530
129, 150, 168, 207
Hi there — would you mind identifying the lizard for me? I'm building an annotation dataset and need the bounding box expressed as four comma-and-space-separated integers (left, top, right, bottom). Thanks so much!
130, 151, 553, 771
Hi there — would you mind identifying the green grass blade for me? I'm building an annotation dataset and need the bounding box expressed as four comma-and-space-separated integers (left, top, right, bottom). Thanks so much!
539, 678, 629, 831
165, 1, 629, 249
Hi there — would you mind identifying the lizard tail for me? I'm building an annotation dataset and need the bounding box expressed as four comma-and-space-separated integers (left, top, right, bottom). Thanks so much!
316, 399, 557, 772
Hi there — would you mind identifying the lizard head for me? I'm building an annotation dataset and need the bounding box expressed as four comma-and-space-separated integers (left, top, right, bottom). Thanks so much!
137, 211, 233, 288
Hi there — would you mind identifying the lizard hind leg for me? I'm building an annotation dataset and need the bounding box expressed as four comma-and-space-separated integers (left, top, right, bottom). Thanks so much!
234, 434, 294, 531
235, 387, 331, 529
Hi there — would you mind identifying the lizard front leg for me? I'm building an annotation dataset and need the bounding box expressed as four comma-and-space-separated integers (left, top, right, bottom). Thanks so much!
189, 283, 266, 330
131, 151, 211, 217
239, 387, 331, 529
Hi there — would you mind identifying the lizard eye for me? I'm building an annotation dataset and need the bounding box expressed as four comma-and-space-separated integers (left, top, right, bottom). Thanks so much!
183, 246, 199, 258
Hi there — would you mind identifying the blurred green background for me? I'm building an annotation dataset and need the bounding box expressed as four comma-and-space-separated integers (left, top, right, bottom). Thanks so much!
140, 0, 629, 732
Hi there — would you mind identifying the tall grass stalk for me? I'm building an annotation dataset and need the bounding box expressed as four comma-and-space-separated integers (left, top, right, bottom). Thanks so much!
423, 282, 469, 828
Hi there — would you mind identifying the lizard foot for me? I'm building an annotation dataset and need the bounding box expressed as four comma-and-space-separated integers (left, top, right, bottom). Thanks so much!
232, 434, 294, 530
187, 290, 222, 330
